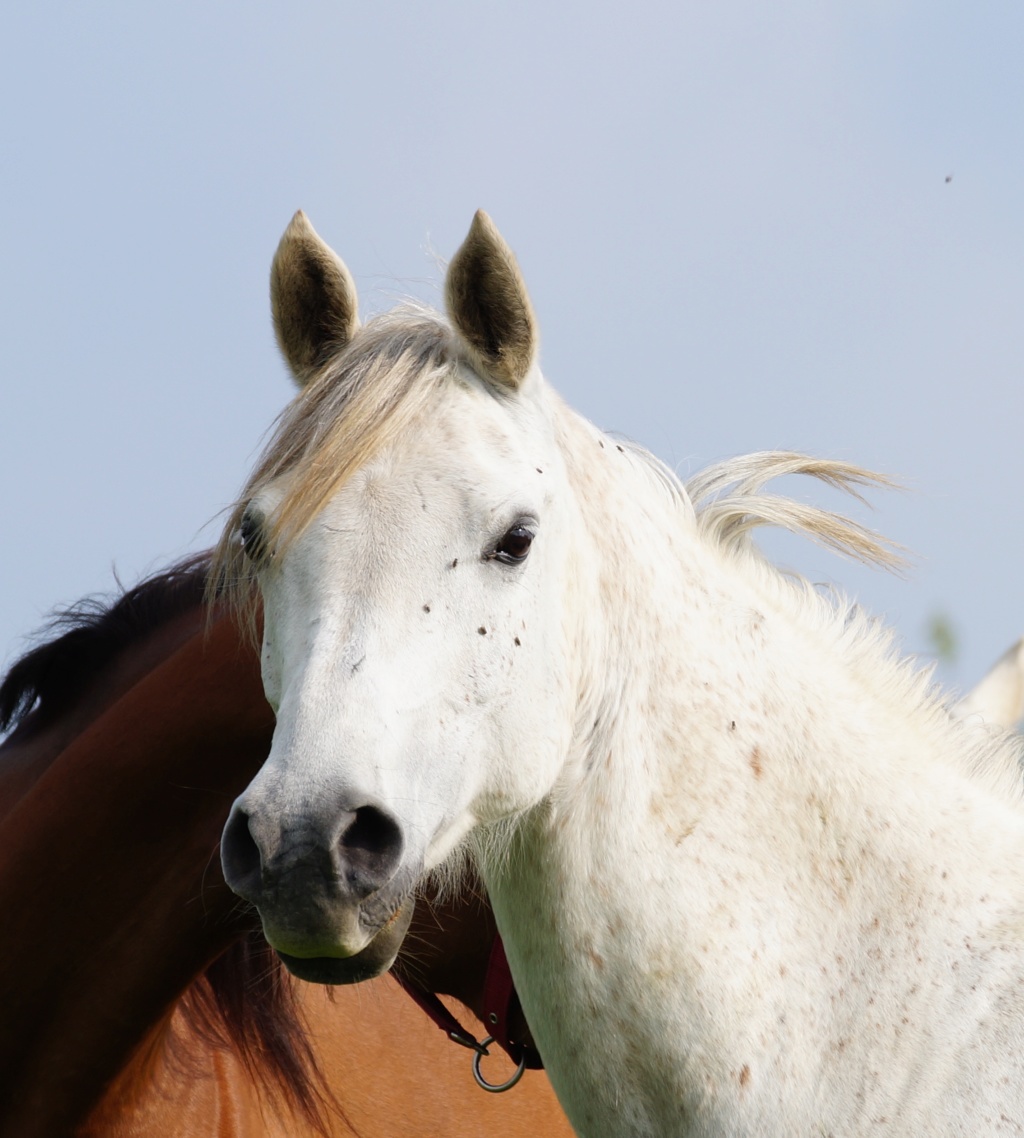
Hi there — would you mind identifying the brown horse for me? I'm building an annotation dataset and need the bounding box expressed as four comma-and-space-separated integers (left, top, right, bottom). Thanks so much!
0, 558, 569, 1137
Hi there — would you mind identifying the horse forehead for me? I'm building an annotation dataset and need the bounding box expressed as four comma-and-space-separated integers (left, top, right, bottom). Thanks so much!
409, 381, 547, 465
319, 451, 513, 535
273, 460, 499, 599
334, 403, 545, 520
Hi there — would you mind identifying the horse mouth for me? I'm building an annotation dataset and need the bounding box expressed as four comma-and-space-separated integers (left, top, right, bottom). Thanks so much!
274, 899, 415, 984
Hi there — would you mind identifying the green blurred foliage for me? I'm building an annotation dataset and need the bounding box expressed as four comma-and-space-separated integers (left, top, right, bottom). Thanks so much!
926, 611, 958, 665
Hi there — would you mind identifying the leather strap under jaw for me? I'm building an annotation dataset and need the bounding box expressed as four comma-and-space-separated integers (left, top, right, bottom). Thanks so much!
392, 973, 491, 1055
392, 932, 543, 1090
480, 934, 543, 1071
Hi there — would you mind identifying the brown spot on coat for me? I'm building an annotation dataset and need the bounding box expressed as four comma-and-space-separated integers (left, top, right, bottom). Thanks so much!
478, 626, 487, 635
749, 746, 763, 779
739, 1065, 750, 1086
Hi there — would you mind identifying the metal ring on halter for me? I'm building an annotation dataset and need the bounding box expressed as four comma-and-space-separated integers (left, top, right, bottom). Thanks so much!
472, 1035, 527, 1092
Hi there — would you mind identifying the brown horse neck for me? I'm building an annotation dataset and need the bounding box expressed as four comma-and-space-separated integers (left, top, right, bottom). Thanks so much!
0, 606, 205, 822
0, 614, 277, 1137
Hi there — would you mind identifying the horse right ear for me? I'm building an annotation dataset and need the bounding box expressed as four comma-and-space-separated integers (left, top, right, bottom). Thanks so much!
270, 211, 360, 389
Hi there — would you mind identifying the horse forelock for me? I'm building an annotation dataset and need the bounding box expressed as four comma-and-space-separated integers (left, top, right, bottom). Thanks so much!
209, 305, 460, 628
0, 553, 211, 741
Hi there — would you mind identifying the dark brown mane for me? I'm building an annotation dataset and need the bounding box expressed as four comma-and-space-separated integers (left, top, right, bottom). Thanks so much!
0, 553, 211, 740
181, 932, 337, 1132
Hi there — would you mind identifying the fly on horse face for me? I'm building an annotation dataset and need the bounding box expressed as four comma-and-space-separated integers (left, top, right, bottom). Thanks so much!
215, 208, 1024, 1137
0, 561, 569, 1137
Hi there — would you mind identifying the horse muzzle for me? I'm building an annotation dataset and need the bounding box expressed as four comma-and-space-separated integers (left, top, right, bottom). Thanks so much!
275, 900, 416, 983
220, 795, 418, 978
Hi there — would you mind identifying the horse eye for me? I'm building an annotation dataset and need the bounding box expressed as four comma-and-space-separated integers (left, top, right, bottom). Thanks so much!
239, 511, 266, 563
494, 524, 534, 564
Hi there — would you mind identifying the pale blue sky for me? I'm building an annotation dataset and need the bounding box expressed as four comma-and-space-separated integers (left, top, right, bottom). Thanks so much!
2, 2, 1022, 694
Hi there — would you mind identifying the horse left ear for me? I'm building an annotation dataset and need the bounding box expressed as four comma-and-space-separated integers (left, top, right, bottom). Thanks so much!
445, 211, 538, 391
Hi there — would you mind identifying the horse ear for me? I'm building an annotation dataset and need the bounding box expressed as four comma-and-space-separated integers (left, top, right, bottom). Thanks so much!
445, 210, 537, 391
270, 211, 359, 388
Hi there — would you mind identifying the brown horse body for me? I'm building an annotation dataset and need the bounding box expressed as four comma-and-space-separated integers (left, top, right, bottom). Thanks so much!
0, 561, 568, 1136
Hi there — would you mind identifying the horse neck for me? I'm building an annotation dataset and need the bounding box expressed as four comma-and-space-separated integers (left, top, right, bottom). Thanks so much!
0, 615, 274, 1138
0, 605, 204, 822
547, 407, 973, 833
482, 410, 1024, 1134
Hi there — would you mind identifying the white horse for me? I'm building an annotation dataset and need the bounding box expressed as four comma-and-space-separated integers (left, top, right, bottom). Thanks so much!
217, 210, 1024, 1137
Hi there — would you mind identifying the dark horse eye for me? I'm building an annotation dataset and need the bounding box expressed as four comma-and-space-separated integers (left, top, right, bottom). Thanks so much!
239, 510, 266, 563
494, 524, 534, 564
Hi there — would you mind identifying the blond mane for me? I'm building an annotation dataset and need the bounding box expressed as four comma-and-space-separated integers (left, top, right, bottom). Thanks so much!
684, 450, 906, 571
210, 305, 457, 613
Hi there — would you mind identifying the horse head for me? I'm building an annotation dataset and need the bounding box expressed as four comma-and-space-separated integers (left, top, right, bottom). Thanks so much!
218, 211, 588, 979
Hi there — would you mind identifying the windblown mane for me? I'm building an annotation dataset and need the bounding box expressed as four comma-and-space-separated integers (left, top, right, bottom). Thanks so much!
676, 450, 1024, 803
684, 450, 904, 569
209, 298, 906, 608
0, 554, 211, 740
208, 306, 902, 628
0, 558, 334, 1130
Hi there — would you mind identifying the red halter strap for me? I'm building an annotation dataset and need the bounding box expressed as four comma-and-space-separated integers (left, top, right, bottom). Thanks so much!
393, 933, 543, 1071
480, 934, 543, 1069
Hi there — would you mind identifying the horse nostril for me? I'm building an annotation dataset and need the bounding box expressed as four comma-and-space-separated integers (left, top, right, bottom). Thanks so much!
220, 805, 263, 901
336, 805, 404, 897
